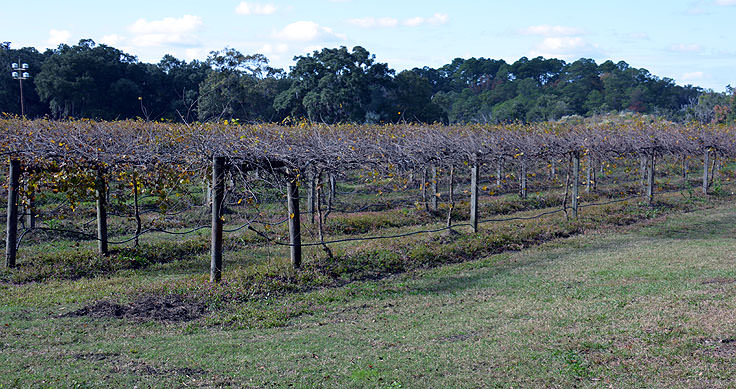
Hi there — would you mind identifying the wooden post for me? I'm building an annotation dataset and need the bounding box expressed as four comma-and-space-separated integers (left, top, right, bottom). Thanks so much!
95, 168, 108, 256
5, 160, 20, 268
203, 179, 211, 207
431, 165, 438, 212
470, 157, 479, 233
446, 165, 455, 228
287, 168, 302, 269
519, 157, 527, 199
421, 168, 428, 211
210, 156, 225, 283
572, 152, 580, 219
592, 159, 597, 190
308, 169, 315, 224
646, 153, 655, 205
328, 173, 336, 204
550, 159, 556, 181
682, 156, 687, 181
25, 193, 35, 229
703, 149, 709, 195
496, 159, 502, 188
132, 176, 141, 248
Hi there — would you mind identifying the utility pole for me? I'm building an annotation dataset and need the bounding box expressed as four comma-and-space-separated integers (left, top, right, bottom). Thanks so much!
11, 60, 30, 117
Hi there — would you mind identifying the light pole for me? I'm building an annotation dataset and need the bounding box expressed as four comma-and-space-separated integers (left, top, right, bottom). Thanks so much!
11, 61, 30, 117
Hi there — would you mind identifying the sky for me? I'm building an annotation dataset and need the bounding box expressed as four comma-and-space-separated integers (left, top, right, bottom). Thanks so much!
2, 0, 735, 91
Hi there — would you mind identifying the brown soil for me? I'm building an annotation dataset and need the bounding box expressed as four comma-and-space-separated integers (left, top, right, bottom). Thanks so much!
62, 294, 205, 322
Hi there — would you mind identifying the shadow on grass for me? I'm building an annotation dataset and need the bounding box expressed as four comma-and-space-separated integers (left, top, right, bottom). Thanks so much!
638, 207, 736, 240
409, 205, 736, 296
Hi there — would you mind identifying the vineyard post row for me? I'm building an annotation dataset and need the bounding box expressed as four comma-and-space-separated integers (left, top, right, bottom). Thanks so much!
0, 149, 654, 278
3, 119, 733, 283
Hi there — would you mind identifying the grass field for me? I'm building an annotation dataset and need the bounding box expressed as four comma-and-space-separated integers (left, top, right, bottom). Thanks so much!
2, 196, 736, 387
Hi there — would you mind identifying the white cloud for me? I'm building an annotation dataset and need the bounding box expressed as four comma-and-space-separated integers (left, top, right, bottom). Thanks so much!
530, 36, 599, 59
128, 15, 203, 47
184, 48, 207, 61
47, 29, 71, 46
349, 17, 398, 28
403, 17, 424, 27
670, 43, 702, 52
682, 71, 705, 80
401, 13, 448, 27
521, 24, 599, 59
260, 43, 289, 55
274, 21, 345, 42
715, 0, 736, 5
235, 2, 277, 15
427, 13, 449, 24
522, 25, 584, 36
100, 34, 124, 46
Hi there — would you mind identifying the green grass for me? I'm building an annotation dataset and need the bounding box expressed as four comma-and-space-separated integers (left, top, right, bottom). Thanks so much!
2, 200, 736, 386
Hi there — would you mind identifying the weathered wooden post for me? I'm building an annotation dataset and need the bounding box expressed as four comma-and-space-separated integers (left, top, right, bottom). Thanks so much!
640, 154, 648, 190
572, 152, 580, 219
431, 165, 438, 212
286, 168, 302, 269
328, 173, 336, 205
646, 153, 655, 205
519, 157, 527, 199
681, 156, 688, 181
307, 168, 316, 224
5, 159, 20, 268
421, 168, 429, 211
496, 158, 502, 188
95, 168, 108, 256
592, 158, 597, 191
203, 179, 211, 207
586, 158, 593, 193
446, 165, 455, 228
470, 156, 479, 233
210, 156, 225, 283
703, 149, 709, 195
25, 192, 35, 229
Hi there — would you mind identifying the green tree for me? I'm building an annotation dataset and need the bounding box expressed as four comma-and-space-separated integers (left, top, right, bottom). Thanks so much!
391, 70, 447, 123
35, 39, 141, 119
155, 55, 209, 122
198, 48, 287, 122
274, 46, 393, 123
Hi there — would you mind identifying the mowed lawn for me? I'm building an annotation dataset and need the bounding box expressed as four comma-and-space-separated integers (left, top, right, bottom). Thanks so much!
2, 204, 736, 387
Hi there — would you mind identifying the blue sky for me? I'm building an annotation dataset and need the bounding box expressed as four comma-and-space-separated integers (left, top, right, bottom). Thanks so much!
3, 0, 735, 90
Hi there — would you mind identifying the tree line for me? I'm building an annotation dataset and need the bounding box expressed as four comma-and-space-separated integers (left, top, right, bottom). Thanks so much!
1, 39, 734, 124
